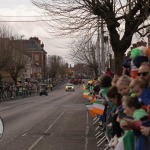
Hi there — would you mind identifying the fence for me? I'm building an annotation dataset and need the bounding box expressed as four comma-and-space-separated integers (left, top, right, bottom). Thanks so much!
0, 86, 37, 101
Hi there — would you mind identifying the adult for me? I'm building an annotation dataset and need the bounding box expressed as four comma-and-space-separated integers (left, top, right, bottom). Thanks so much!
138, 63, 150, 87
105, 67, 114, 77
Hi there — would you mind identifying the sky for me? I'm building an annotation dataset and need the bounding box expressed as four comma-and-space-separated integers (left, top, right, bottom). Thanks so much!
0, 0, 72, 65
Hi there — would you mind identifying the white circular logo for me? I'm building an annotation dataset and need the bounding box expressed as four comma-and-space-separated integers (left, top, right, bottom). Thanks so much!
0, 117, 4, 139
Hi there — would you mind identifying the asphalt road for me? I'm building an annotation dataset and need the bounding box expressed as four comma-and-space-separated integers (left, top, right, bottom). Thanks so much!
0, 84, 100, 150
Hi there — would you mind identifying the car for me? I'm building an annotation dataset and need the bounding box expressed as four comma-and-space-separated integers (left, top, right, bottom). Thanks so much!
65, 83, 75, 91
38, 84, 48, 96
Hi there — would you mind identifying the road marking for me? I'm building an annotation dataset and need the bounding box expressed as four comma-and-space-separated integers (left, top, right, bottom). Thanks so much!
84, 112, 89, 150
22, 133, 27, 136
28, 112, 64, 150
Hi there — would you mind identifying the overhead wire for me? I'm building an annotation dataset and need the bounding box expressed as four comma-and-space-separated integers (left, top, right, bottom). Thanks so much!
0, 15, 50, 22
0, 15, 49, 17
0, 20, 50, 22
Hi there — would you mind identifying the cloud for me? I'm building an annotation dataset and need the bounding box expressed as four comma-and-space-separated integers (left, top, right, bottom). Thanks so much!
0, 0, 72, 64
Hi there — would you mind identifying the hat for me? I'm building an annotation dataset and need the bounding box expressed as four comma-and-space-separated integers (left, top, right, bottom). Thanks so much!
133, 56, 149, 68
122, 58, 131, 68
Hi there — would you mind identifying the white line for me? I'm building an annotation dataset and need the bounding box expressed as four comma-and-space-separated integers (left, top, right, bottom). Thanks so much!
28, 112, 64, 150
22, 133, 27, 136
28, 136, 43, 150
45, 112, 64, 133
84, 112, 89, 150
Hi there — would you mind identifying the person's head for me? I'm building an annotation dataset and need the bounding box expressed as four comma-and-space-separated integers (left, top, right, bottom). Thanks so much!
111, 74, 119, 87
117, 75, 131, 96
122, 96, 142, 116
138, 63, 150, 86
105, 67, 110, 71
122, 67, 131, 76
129, 79, 146, 97
107, 86, 122, 106
99, 74, 112, 88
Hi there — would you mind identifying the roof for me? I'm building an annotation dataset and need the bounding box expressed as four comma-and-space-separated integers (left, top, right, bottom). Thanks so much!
13, 37, 47, 53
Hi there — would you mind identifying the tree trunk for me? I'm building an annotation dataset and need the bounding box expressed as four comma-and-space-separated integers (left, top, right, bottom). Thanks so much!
94, 68, 98, 79
114, 51, 125, 76
11, 76, 18, 85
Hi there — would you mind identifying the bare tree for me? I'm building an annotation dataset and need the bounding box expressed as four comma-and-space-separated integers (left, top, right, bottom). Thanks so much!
32, 0, 150, 75
70, 38, 98, 78
5, 38, 30, 84
47, 55, 66, 81
0, 24, 15, 82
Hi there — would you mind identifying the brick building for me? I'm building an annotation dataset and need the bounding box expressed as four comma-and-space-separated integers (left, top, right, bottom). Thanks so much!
23, 37, 47, 81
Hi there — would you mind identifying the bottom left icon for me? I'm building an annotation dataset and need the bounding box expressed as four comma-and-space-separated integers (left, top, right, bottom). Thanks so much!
0, 117, 4, 139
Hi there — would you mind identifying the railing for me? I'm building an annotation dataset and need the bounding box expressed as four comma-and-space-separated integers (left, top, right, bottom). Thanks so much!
0, 87, 37, 101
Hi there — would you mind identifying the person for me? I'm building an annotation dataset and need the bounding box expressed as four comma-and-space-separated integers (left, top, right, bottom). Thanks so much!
104, 67, 114, 77
122, 57, 131, 77
97, 74, 112, 130
49, 83, 53, 91
116, 75, 131, 97
99, 74, 112, 99
138, 63, 150, 87
111, 74, 119, 87
120, 96, 149, 150
140, 126, 150, 136
130, 79, 150, 106
107, 86, 123, 147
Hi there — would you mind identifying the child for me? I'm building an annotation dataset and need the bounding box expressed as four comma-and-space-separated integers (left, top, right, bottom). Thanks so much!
111, 74, 119, 87
120, 96, 148, 150
107, 86, 123, 147
99, 74, 112, 99
116, 75, 131, 96
130, 79, 150, 106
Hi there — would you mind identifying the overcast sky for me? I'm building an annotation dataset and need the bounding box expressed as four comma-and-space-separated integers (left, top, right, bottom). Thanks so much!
0, 0, 72, 65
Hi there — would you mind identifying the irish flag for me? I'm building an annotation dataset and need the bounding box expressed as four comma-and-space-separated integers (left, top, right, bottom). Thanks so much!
85, 102, 95, 117
83, 89, 90, 99
88, 93, 92, 101
92, 100, 105, 115
90, 94, 95, 103
114, 131, 135, 150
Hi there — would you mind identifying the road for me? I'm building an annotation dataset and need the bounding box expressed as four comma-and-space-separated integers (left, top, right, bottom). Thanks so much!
0, 84, 99, 150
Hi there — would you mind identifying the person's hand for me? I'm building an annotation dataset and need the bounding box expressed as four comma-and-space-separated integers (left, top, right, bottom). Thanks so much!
140, 126, 150, 137
102, 100, 106, 105
147, 105, 150, 113
120, 121, 131, 130
123, 118, 135, 126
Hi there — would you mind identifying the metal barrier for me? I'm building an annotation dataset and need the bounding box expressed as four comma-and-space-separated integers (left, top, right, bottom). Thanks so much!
93, 109, 113, 150
0, 88, 37, 102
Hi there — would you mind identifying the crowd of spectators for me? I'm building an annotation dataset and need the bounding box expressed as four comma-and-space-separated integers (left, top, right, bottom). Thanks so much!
84, 62, 150, 150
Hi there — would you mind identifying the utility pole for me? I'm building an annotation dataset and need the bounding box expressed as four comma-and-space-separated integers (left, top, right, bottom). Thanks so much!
101, 19, 105, 72
97, 16, 101, 75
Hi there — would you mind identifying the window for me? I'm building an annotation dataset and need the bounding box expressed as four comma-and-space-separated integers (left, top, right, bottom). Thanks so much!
35, 54, 39, 60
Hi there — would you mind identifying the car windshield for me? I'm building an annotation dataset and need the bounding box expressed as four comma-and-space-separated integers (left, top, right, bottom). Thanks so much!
66, 84, 73, 86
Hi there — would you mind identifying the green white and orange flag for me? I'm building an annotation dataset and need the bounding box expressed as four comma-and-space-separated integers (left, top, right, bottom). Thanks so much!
88, 93, 92, 100
83, 89, 90, 99
85, 102, 93, 111
85, 102, 95, 117
92, 100, 105, 115
114, 131, 135, 150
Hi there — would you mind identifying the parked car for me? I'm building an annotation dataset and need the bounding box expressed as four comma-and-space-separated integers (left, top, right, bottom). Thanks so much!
65, 83, 75, 91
